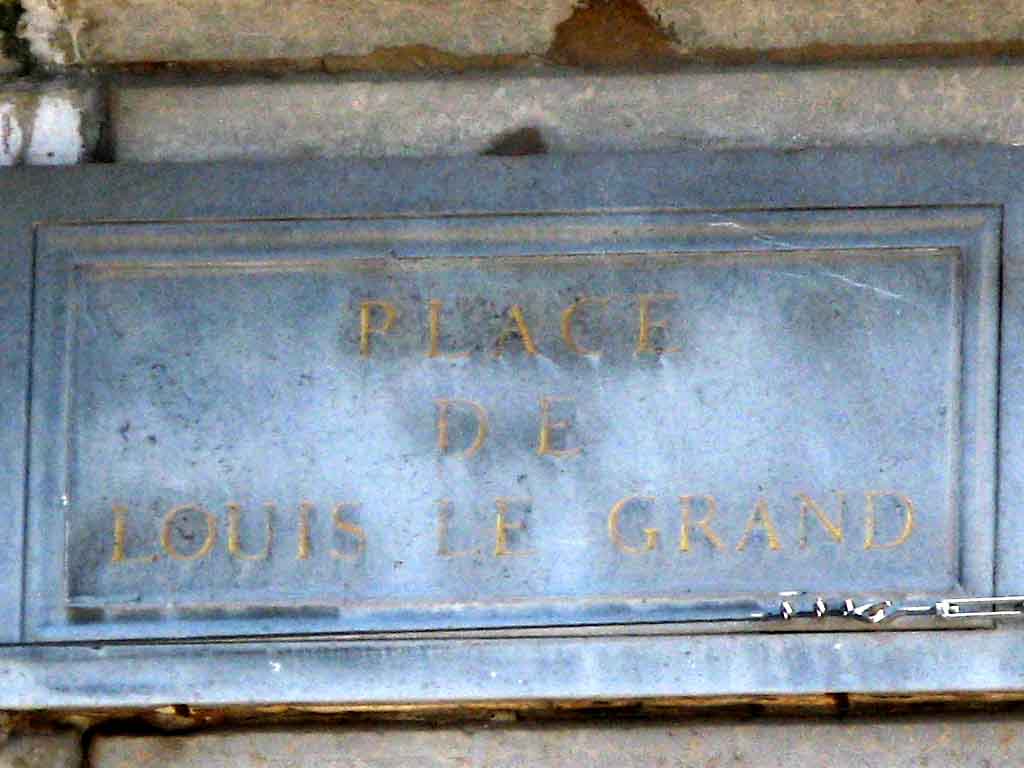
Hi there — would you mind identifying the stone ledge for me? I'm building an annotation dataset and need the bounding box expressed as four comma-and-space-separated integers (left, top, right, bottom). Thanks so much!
111, 63, 1024, 163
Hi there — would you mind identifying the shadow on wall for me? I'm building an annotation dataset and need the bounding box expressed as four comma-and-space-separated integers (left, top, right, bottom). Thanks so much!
0, 0, 33, 73
482, 127, 550, 157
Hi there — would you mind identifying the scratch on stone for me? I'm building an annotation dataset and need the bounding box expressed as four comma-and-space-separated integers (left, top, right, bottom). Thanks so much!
774, 269, 918, 308
707, 218, 802, 249
821, 270, 906, 301
707, 217, 918, 306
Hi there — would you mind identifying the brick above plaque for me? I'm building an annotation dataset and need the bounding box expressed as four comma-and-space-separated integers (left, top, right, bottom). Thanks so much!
24, 209, 998, 642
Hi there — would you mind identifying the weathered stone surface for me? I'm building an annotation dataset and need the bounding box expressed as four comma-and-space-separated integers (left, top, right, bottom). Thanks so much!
21, 0, 1024, 66
61, 0, 575, 65
0, 80, 100, 165
90, 716, 1024, 767
112, 64, 1024, 163
19, 0, 81, 67
647, 0, 1024, 55
0, 731, 80, 768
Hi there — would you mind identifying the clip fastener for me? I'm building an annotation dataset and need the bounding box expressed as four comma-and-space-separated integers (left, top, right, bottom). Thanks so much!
935, 596, 1024, 620
770, 595, 1024, 624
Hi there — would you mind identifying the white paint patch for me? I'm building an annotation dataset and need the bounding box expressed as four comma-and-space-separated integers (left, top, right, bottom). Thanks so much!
0, 103, 24, 166
27, 95, 82, 164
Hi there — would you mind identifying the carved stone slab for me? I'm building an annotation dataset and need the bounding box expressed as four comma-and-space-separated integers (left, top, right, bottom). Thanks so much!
0, 147, 1019, 705
25, 212, 997, 641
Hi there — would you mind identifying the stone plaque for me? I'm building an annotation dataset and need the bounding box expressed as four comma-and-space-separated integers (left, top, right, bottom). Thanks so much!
24, 209, 996, 641
0, 148, 1021, 705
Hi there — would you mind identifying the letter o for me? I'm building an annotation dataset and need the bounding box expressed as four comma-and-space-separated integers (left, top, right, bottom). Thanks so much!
161, 504, 218, 561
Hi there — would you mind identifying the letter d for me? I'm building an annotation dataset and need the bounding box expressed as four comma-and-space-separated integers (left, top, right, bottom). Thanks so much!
435, 399, 489, 459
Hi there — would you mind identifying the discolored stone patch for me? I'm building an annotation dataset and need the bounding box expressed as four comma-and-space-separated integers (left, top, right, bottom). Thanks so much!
548, 0, 682, 69
0, 731, 81, 768
482, 126, 548, 156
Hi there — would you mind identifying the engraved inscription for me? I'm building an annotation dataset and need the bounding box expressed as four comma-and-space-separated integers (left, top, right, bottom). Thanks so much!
107, 490, 916, 564
39, 234, 969, 634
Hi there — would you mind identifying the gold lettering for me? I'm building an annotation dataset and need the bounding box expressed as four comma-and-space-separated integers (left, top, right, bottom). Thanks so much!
110, 505, 159, 564
493, 304, 539, 357
358, 299, 397, 357
160, 504, 217, 561
435, 398, 489, 459
331, 503, 367, 560
436, 499, 476, 558
863, 491, 916, 550
797, 492, 844, 548
427, 299, 471, 359
297, 502, 313, 560
608, 494, 659, 554
635, 293, 681, 355
560, 297, 609, 357
494, 497, 534, 556
736, 498, 782, 551
226, 503, 273, 561
678, 495, 725, 552
537, 395, 581, 458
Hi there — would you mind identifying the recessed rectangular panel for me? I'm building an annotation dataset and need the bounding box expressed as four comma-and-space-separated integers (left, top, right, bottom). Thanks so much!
1, 147, 1021, 704
25, 210, 996, 641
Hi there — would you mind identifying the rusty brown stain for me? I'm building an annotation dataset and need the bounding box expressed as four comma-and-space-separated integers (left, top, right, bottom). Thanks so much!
105, 46, 533, 77
99, 36, 1024, 77
9, 691, 1024, 737
678, 38, 1024, 67
323, 44, 530, 74
547, 0, 682, 70
104, 57, 330, 76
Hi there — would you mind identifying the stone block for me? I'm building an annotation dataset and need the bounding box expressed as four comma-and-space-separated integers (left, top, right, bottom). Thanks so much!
112, 64, 1024, 163
20, 0, 1024, 67
54, 0, 576, 66
647, 0, 1024, 56
0, 731, 80, 768
90, 716, 1024, 767
0, 80, 101, 165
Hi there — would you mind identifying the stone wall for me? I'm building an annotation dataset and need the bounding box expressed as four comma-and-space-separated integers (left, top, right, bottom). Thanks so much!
6, 0, 1024, 163
3, 1, 1024, 766
85, 715, 1024, 768
9, 0, 1024, 70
